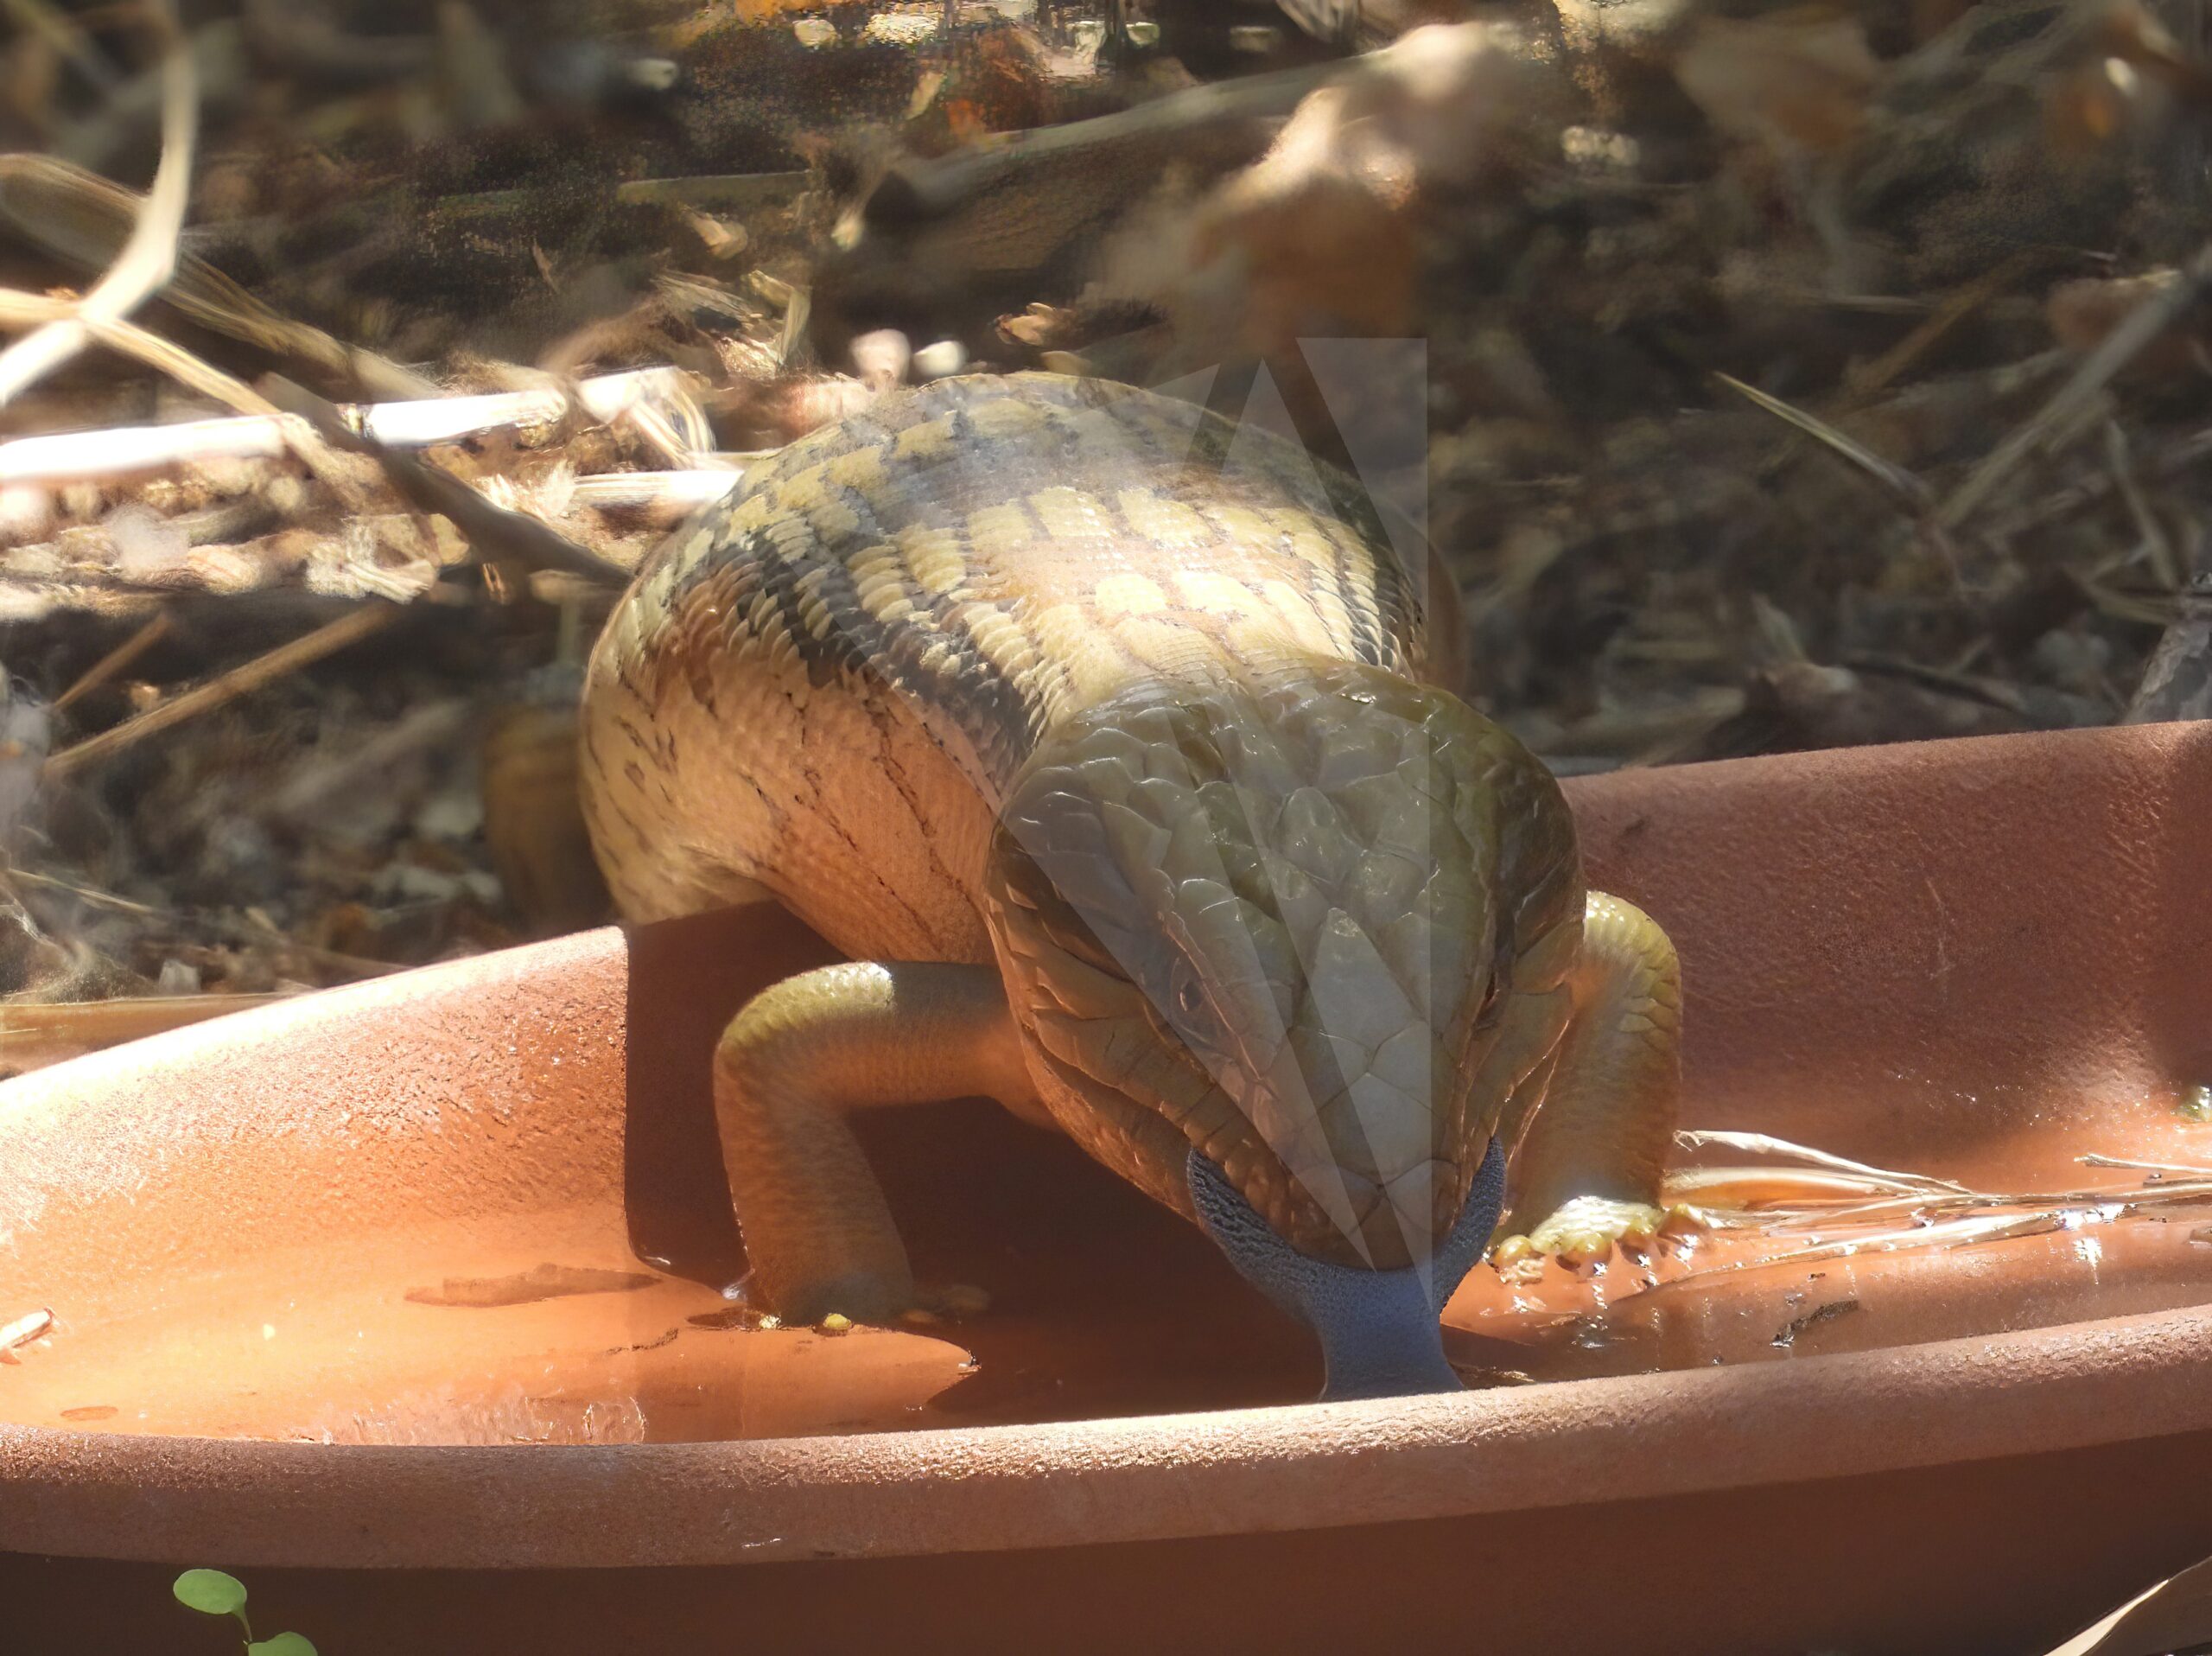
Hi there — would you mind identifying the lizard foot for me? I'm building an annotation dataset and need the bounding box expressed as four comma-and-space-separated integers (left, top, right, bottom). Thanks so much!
906, 1281, 992, 1324
1492, 1197, 1696, 1278
768, 1274, 994, 1331
760, 1267, 918, 1328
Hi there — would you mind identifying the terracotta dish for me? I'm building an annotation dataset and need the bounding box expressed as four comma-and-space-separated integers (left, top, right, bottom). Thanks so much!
4, 721, 2212, 1653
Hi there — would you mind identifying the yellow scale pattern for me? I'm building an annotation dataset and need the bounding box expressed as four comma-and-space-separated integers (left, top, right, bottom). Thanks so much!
579, 372, 1432, 957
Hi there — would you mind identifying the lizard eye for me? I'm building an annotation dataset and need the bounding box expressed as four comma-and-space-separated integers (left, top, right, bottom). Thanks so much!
1149, 955, 1230, 1060
1474, 973, 1504, 1023
1166, 958, 1218, 1041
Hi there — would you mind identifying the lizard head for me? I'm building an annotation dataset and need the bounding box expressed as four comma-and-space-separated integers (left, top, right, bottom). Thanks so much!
983, 663, 1584, 1296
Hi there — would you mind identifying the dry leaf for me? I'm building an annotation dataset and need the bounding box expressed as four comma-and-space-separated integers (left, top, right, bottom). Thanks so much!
1135, 22, 1567, 369
1673, 10, 1879, 158
2046, 270, 2208, 381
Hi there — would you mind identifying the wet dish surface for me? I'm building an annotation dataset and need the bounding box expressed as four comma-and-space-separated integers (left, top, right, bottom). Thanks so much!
0, 1095, 1323, 1443
8, 711, 2212, 1449
10, 1107, 2212, 1443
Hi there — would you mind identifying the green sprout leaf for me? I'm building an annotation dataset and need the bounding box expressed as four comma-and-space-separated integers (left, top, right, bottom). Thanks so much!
247, 1634, 317, 1656
172, 1569, 249, 1616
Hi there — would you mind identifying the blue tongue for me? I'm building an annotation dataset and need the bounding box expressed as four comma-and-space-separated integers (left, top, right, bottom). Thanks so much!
1186, 1139, 1506, 1402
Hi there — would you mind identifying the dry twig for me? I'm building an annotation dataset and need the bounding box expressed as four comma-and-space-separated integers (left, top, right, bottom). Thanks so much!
1939, 238, 2212, 529
0, 0, 196, 407
42, 602, 403, 779
49, 612, 170, 711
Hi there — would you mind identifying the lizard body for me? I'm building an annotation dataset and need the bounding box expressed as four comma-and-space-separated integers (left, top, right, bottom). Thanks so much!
581, 371, 1680, 1396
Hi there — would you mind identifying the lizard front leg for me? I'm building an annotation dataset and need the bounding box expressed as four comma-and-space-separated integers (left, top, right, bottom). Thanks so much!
1493, 890, 1682, 1272
715, 960, 1035, 1324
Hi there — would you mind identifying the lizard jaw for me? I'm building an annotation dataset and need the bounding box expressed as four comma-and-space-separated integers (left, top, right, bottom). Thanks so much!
1185, 1136, 1505, 1402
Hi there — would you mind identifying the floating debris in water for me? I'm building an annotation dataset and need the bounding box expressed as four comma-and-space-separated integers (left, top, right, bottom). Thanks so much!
934, 1283, 990, 1318
1771, 1298, 1863, 1350
404, 1263, 662, 1309
1452, 1366, 1537, 1388
601, 1327, 682, 1357
820, 1313, 853, 1335
0, 1307, 54, 1361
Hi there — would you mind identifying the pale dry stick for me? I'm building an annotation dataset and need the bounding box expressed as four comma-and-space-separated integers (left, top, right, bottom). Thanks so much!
0, 0, 195, 408
0, 995, 288, 1068
0, 292, 372, 511
264, 376, 632, 585
1938, 236, 2212, 530
2101, 418, 2179, 590
624, 399, 734, 474
0, 155, 437, 400
1747, 1189, 2087, 1235
0, 409, 291, 487
881, 54, 1338, 219
0, 367, 693, 489
357, 385, 554, 445
1713, 372, 1933, 510
2078, 576, 2178, 628
0, 1308, 53, 1353
1689, 1172, 2212, 1238
4, 864, 163, 919
49, 611, 170, 712
1660, 1211, 2071, 1290
2039, 1554, 2212, 1656
1674, 1127, 1974, 1194
610, 172, 810, 213
2081, 1150, 2212, 1177
1842, 251, 2053, 401
42, 602, 401, 780
1663, 1166, 1932, 1207
0, 291, 274, 413
568, 470, 746, 511
354, 368, 691, 447
587, 367, 718, 464
3, 864, 398, 980
105, 315, 374, 513
0, 49, 376, 512
1989, 423, 2212, 541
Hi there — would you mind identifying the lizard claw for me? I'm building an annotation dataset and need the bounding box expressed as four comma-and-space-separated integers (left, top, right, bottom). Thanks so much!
764, 1267, 918, 1328
1492, 1198, 1702, 1279
763, 1274, 993, 1331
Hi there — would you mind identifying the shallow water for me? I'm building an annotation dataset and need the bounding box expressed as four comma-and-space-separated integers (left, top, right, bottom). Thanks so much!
10, 1170, 2212, 1443
0, 1167, 1330, 1442
0, 1207, 983, 1443
1445, 1201, 2212, 1383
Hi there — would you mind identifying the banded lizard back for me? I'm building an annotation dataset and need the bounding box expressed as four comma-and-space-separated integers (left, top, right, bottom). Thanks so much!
580, 372, 1682, 1398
